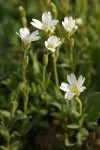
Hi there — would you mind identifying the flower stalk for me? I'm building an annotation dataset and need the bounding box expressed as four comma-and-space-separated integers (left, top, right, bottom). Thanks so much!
31, 11, 59, 34
42, 53, 48, 89
69, 38, 74, 71
22, 49, 29, 113
75, 97, 82, 116
52, 53, 60, 97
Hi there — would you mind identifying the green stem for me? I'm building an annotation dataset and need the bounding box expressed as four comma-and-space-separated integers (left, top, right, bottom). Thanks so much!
7, 140, 10, 150
42, 53, 48, 90
22, 50, 27, 83
69, 38, 74, 71
70, 46, 73, 65
24, 93, 28, 113
75, 97, 82, 116
22, 50, 29, 114
52, 53, 60, 97
42, 66, 46, 89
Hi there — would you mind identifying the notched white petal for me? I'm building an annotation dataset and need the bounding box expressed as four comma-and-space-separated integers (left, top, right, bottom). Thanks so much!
60, 73, 86, 100
31, 19, 42, 29
64, 92, 75, 100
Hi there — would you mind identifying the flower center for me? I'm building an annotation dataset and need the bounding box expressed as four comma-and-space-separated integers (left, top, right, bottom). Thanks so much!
48, 43, 54, 49
42, 23, 50, 31
72, 87, 80, 97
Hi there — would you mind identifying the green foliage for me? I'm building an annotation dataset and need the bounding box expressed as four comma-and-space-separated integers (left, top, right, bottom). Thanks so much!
84, 92, 100, 123
0, 0, 100, 150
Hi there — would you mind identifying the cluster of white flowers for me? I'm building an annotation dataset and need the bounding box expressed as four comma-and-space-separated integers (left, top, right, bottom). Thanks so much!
16, 11, 85, 100
16, 11, 78, 52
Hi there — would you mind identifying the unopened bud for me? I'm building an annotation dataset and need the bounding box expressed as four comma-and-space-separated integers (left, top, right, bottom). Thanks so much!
19, 6, 26, 17
49, 2, 57, 18
21, 17, 27, 27
70, 38, 74, 48
76, 18, 83, 27
19, 6, 27, 27
44, 0, 51, 4
43, 54, 48, 67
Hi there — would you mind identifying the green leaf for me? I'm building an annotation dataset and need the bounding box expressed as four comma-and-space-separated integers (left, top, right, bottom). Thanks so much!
0, 146, 8, 150
67, 124, 79, 129
39, 109, 48, 115
65, 135, 76, 146
14, 110, 27, 122
78, 63, 91, 87
79, 127, 89, 137
76, 128, 89, 145
45, 72, 51, 88
76, 132, 83, 145
1, 110, 10, 119
0, 110, 4, 121
84, 92, 100, 123
48, 101, 61, 110
0, 125, 9, 140
50, 112, 62, 119
71, 110, 80, 118
11, 141, 20, 150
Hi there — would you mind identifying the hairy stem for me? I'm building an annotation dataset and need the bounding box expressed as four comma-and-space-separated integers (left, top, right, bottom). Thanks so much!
52, 53, 61, 97
75, 97, 82, 116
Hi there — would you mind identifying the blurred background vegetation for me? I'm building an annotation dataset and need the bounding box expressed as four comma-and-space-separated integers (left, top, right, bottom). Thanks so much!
0, 0, 100, 150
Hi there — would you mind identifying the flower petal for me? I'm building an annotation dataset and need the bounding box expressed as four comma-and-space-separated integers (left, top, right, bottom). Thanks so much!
42, 12, 52, 23
47, 47, 56, 52
50, 20, 59, 26
60, 82, 69, 92
30, 30, 41, 41
31, 19, 42, 29
20, 27, 30, 35
16, 32, 20, 37
80, 86, 86, 92
64, 92, 75, 100
55, 38, 61, 47
67, 73, 77, 87
78, 75, 85, 88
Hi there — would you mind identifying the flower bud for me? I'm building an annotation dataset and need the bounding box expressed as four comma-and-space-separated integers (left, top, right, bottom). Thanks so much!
43, 54, 48, 67
44, 0, 51, 4
21, 17, 27, 27
19, 6, 27, 27
76, 18, 83, 27
19, 6, 26, 17
49, 2, 57, 18
70, 38, 74, 48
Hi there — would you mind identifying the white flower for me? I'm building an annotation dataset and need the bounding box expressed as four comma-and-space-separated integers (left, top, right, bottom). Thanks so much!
31, 12, 59, 33
76, 18, 83, 26
60, 73, 86, 100
16, 27, 41, 44
45, 35, 61, 52
62, 17, 78, 32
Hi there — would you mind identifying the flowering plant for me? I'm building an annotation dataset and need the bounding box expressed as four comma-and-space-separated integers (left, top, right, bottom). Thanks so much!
0, 1, 100, 150
45, 35, 61, 52
60, 73, 86, 100
16, 27, 41, 44
31, 11, 59, 34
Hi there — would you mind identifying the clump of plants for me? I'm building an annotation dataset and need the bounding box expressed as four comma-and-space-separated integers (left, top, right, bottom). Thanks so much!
0, 0, 100, 150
